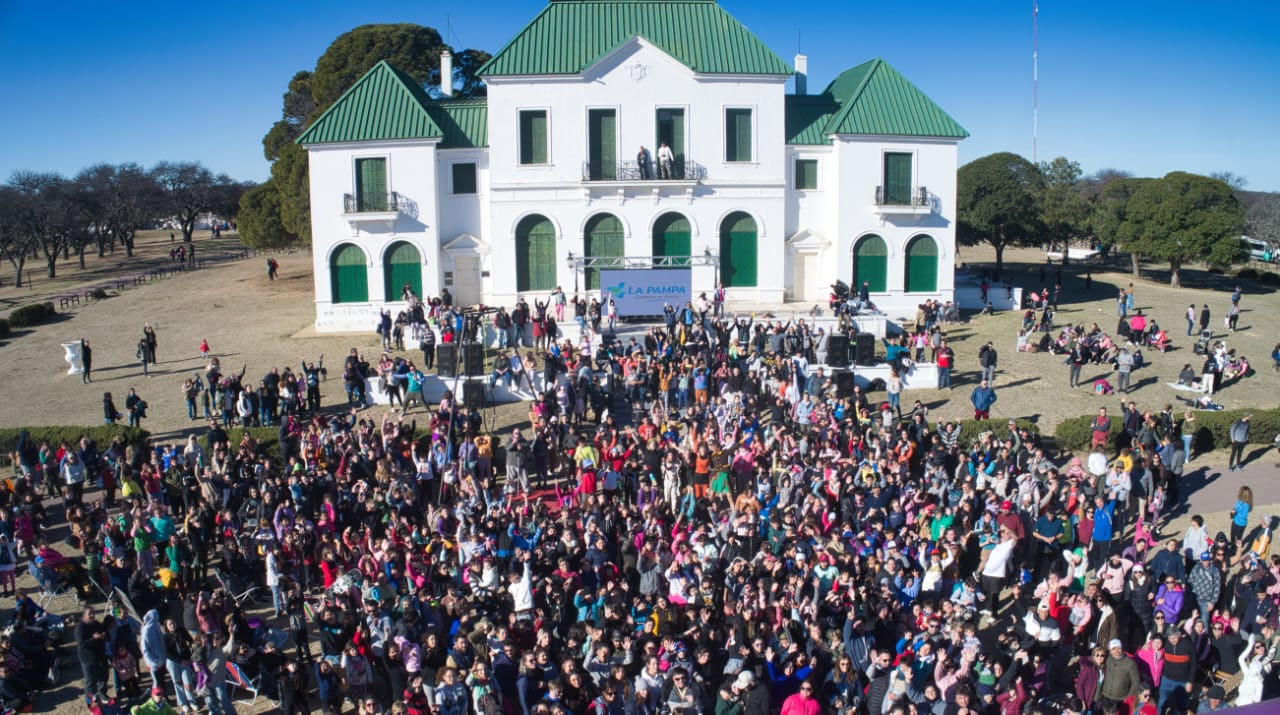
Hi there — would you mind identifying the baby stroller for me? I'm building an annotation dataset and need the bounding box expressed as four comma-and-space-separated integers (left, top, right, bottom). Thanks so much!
1193, 329, 1213, 355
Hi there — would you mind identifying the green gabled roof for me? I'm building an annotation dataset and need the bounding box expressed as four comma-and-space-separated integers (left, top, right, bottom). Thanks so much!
479, 0, 792, 77
785, 95, 839, 146
820, 58, 968, 139
426, 98, 489, 149
298, 61, 443, 145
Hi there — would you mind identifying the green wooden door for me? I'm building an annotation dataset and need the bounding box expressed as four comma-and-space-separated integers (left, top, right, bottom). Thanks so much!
719, 212, 757, 287
331, 243, 369, 303
516, 215, 556, 291
588, 109, 617, 180
384, 241, 422, 301
355, 158, 387, 211
883, 153, 912, 205
854, 235, 888, 292
585, 213, 624, 290
905, 235, 938, 293
652, 213, 691, 266
725, 109, 752, 162
656, 108, 685, 177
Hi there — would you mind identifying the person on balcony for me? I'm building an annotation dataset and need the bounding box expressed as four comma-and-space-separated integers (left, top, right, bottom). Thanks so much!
637, 146, 652, 179
657, 142, 674, 179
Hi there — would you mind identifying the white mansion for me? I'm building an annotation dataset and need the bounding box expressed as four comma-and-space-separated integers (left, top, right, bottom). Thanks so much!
301, 0, 967, 332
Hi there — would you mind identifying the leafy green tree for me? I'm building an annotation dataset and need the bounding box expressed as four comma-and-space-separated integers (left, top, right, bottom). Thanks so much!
1090, 177, 1151, 273
263, 24, 490, 244
1122, 172, 1246, 287
237, 179, 297, 250
1036, 157, 1090, 263
957, 152, 1044, 278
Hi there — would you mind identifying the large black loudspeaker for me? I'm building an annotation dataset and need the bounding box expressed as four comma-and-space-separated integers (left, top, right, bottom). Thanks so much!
835, 371, 856, 398
462, 381, 486, 409
854, 333, 876, 366
462, 344, 485, 377
437, 345, 458, 378
826, 334, 849, 368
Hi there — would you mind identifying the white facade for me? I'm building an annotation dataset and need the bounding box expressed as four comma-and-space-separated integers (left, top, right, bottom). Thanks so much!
304, 6, 966, 332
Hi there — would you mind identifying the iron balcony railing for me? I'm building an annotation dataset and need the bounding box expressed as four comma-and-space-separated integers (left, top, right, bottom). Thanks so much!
874, 185, 930, 207
581, 159, 705, 182
343, 191, 402, 213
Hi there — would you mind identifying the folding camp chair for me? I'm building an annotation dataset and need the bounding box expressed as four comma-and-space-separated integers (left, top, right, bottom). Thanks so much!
216, 568, 261, 606
29, 561, 79, 610
226, 661, 262, 706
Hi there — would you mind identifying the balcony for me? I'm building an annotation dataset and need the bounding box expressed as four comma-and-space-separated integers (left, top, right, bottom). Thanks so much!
342, 192, 404, 227
581, 159, 705, 183
873, 185, 933, 217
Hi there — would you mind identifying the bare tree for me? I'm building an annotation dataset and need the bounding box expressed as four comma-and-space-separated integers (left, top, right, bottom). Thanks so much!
152, 161, 236, 242
0, 186, 32, 287
7, 170, 89, 279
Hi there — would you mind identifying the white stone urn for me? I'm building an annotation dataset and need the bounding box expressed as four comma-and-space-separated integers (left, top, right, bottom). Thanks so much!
61, 340, 84, 375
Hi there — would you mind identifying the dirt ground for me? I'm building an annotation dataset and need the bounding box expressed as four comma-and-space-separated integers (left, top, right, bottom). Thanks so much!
3, 231, 1277, 712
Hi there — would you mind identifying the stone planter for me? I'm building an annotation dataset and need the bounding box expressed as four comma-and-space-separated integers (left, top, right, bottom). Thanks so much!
61, 340, 84, 375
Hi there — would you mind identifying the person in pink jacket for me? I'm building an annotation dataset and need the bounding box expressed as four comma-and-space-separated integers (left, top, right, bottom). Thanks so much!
778, 680, 820, 715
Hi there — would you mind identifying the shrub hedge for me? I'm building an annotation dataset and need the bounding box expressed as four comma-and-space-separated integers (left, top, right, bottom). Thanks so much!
0, 318, 8, 337
1235, 267, 1280, 286
0, 426, 151, 464
6, 302, 56, 328
1054, 407, 1280, 454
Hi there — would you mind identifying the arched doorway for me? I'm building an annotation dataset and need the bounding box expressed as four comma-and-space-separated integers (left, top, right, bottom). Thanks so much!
384, 241, 422, 301
652, 212, 691, 266
904, 235, 938, 293
852, 234, 887, 293
330, 243, 368, 303
584, 213, 624, 290
719, 212, 757, 287
516, 215, 556, 292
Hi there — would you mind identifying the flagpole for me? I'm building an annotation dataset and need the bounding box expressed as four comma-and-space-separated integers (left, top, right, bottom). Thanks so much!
1033, 0, 1039, 164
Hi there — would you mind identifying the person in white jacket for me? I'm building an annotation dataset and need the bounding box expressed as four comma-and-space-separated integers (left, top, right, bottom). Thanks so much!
1236, 634, 1271, 705
507, 551, 534, 616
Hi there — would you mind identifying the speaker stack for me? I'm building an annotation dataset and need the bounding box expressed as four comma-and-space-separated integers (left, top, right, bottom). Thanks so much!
826, 334, 849, 368
462, 381, 486, 409
462, 344, 485, 377
854, 333, 876, 366
436, 345, 458, 377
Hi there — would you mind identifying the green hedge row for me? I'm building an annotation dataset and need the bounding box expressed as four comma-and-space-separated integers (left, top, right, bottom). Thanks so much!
7, 302, 56, 328
0, 318, 9, 337
0, 426, 151, 464
1054, 408, 1280, 454
1235, 267, 1280, 286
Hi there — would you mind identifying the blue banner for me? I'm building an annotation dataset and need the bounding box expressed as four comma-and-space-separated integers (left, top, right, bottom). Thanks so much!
599, 269, 692, 317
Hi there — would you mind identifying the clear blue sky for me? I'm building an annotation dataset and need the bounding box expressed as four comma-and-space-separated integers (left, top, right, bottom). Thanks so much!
3, 0, 1278, 190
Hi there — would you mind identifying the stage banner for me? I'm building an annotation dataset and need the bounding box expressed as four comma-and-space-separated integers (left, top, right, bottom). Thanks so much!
599, 269, 692, 317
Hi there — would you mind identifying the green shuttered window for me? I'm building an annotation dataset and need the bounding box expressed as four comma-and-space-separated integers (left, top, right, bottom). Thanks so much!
720, 212, 757, 287
355, 158, 387, 211
725, 108, 752, 163
884, 152, 912, 205
795, 159, 818, 190
652, 213, 691, 266
516, 216, 556, 291
854, 235, 888, 293
384, 241, 422, 301
585, 214, 624, 290
519, 110, 548, 165
905, 235, 938, 293
331, 243, 369, 304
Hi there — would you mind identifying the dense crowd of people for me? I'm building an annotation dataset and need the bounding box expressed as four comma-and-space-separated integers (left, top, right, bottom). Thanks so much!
3, 283, 1278, 715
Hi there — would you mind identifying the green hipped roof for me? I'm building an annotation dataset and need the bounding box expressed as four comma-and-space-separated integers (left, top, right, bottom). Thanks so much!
298, 61, 488, 148
298, 61, 442, 144
479, 0, 792, 77
785, 95, 841, 145
819, 58, 969, 139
